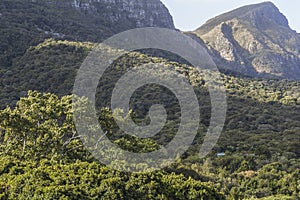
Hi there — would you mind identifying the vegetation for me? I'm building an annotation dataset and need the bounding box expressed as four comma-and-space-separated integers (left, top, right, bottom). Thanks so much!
0, 1, 299, 198
0, 39, 299, 198
0, 92, 225, 199
0, 91, 299, 199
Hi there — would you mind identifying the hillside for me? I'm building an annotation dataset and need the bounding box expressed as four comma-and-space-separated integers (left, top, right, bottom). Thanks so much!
0, 38, 299, 199
193, 2, 300, 80
0, 0, 299, 199
0, 0, 174, 68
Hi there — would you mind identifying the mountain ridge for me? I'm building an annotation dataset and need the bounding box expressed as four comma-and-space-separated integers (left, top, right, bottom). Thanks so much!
193, 1, 300, 80
0, 2, 299, 199
0, 0, 175, 68
35, 0, 175, 29
197, 2, 289, 34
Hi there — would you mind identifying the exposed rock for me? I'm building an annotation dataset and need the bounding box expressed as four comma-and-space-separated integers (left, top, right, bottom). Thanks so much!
194, 2, 300, 80
35, 0, 175, 29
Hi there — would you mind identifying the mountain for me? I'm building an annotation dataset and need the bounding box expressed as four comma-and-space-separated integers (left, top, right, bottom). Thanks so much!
193, 2, 300, 80
0, 0, 175, 107
0, 1, 299, 199
0, 0, 174, 68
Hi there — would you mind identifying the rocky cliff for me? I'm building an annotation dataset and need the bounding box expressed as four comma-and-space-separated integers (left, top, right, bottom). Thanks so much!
0, 0, 174, 67
193, 2, 300, 80
33, 0, 175, 29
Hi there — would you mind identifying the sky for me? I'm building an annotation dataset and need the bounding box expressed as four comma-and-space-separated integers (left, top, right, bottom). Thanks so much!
160, 0, 300, 33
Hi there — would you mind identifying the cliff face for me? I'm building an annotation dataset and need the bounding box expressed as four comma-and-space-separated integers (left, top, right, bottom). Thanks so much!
194, 2, 300, 80
0, 0, 175, 67
74, 0, 174, 29
34, 0, 175, 29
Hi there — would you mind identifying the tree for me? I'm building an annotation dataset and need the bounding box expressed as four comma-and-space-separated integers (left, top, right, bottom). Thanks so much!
0, 91, 84, 161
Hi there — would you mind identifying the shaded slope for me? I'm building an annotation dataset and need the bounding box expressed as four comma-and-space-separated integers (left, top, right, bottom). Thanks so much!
0, 0, 174, 68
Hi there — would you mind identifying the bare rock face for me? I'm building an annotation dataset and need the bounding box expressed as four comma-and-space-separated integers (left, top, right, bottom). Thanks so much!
194, 2, 300, 80
81, 0, 175, 29
35, 0, 175, 29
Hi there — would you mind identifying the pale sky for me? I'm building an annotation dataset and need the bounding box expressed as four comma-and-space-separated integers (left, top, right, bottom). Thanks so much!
160, 0, 300, 33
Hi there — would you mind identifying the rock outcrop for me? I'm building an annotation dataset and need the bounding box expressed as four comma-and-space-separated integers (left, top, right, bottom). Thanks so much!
193, 2, 300, 80
34, 0, 175, 29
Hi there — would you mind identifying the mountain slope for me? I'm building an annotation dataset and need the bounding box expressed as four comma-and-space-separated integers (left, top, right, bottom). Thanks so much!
193, 2, 300, 80
0, 0, 174, 68
0, 1, 299, 199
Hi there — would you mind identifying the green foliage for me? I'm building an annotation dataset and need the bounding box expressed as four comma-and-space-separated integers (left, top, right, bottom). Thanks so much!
0, 0, 141, 68
0, 146, 224, 200
0, 91, 299, 199
0, 38, 299, 198
0, 13, 299, 199
0, 91, 89, 162
0, 1, 299, 199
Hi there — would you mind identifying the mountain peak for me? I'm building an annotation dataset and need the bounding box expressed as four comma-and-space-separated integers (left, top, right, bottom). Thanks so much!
198, 1, 288, 33
241, 1, 289, 28
194, 2, 300, 80
253, 1, 277, 8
